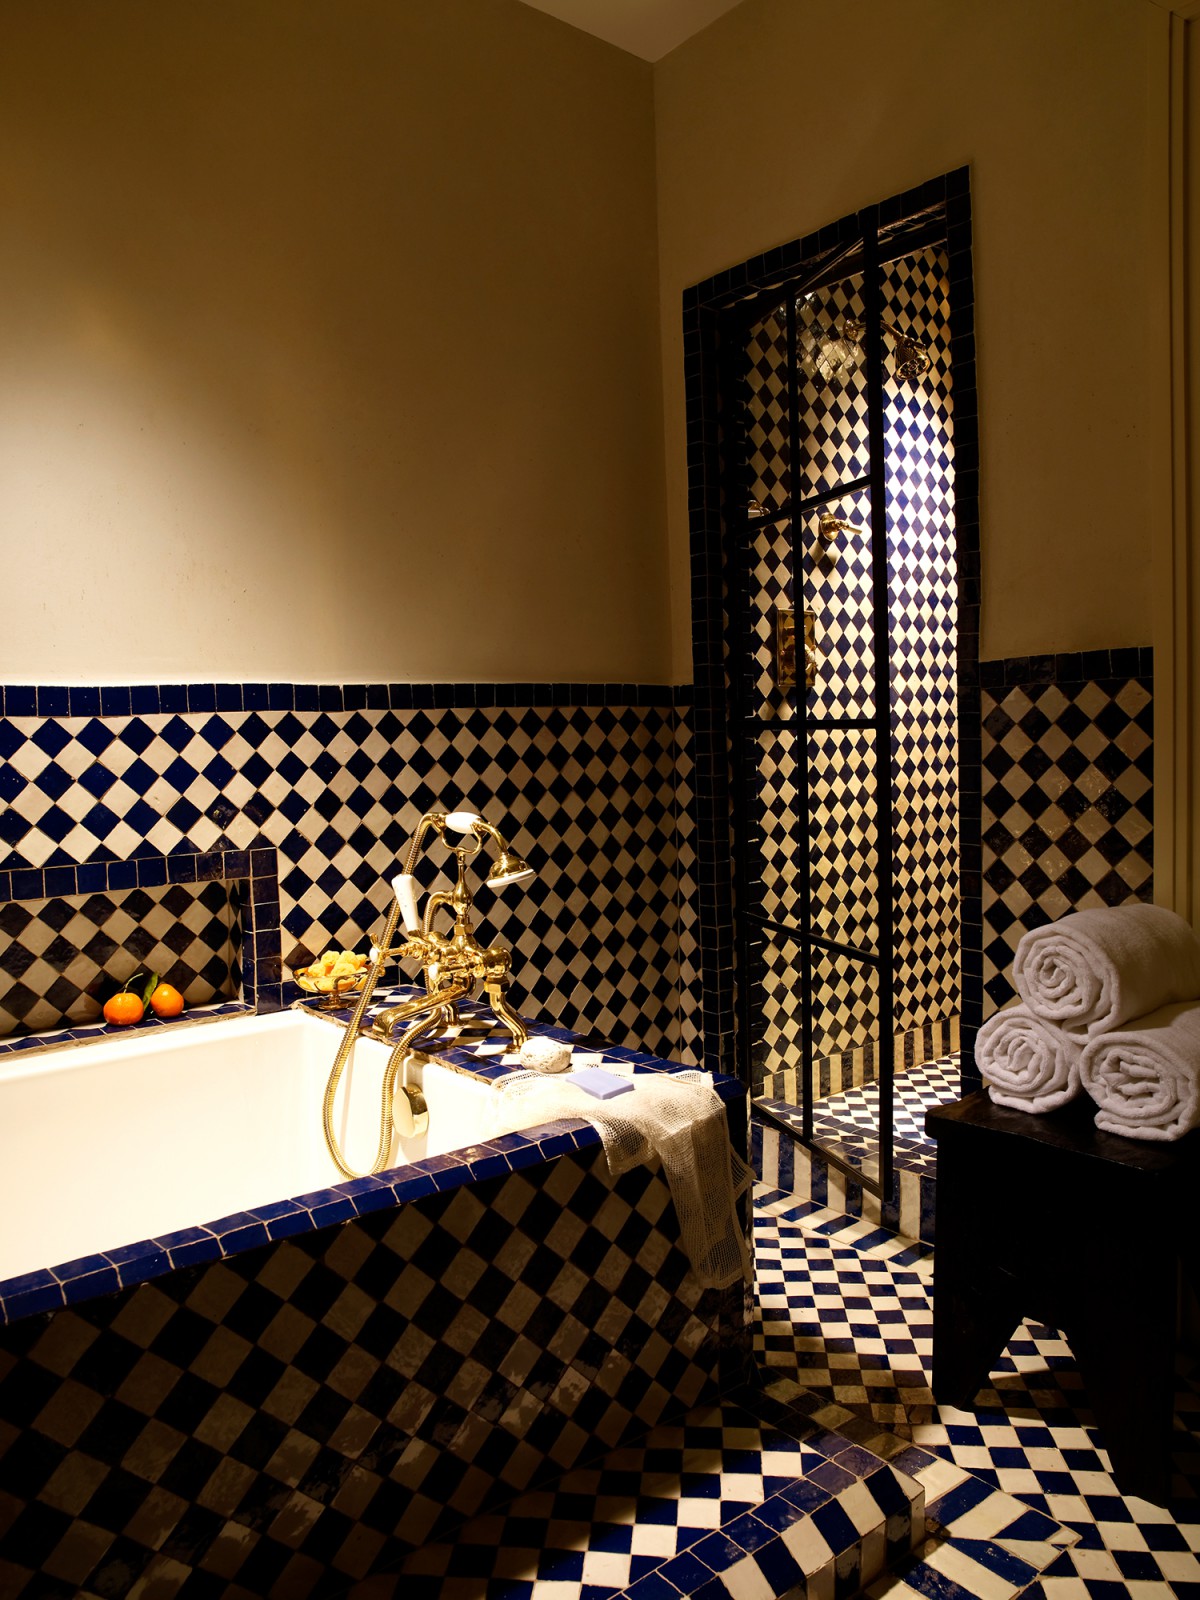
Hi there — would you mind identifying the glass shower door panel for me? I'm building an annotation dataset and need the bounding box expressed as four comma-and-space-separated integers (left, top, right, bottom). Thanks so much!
795, 275, 872, 498
744, 305, 791, 520
807, 728, 880, 954
752, 729, 805, 928
756, 929, 803, 1102
746, 515, 800, 726
810, 946, 882, 1111
748, 727, 880, 952
798, 485, 877, 724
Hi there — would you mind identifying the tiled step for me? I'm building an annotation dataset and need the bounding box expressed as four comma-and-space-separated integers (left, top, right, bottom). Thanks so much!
751, 1056, 964, 1245
343, 1385, 926, 1600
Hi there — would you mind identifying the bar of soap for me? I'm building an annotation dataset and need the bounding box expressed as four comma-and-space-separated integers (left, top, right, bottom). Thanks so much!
568, 1067, 635, 1100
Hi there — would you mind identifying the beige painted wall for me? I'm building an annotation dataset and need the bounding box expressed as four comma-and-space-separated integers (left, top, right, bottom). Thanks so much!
0, 0, 666, 685
654, 0, 1171, 677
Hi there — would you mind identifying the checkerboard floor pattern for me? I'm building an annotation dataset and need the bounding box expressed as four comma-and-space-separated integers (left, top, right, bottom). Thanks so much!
345, 1181, 1191, 1600
812, 1053, 963, 1148
754, 1189, 1200, 1600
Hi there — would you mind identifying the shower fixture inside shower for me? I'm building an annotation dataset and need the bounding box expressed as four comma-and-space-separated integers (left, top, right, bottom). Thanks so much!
798, 298, 933, 386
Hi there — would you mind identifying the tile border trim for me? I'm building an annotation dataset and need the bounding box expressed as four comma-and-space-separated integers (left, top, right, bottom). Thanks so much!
0, 682, 694, 717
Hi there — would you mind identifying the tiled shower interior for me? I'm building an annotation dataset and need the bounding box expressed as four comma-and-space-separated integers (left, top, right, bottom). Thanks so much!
741, 245, 961, 1139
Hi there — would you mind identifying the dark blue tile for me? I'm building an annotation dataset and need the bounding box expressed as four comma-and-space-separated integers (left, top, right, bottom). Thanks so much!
621, 1572, 683, 1600
217, 1221, 270, 1256
5, 686, 38, 716
158, 684, 188, 713
926, 1474, 994, 1529
308, 1197, 356, 1229
157, 1226, 221, 1268
3, 1278, 67, 1321
753, 1537, 805, 1596
62, 1264, 121, 1303
658, 1551, 714, 1595
68, 686, 102, 717
43, 864, 76, 896
690, 1531, 745, 1574
37, 686, 70, 717
266, 1210, 314, 1242
390, 1171, 441, 1205
11, 868, 45, 899
129, 684, 159, 715
215, 682, 244, 712
187, 683, 217, 713
99, 685, 131, 718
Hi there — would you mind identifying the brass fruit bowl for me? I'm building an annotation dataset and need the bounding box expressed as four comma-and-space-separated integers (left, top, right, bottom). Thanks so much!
295, 951, 370, 1010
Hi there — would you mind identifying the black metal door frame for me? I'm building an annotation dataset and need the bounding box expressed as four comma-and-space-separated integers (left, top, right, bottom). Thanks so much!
678, 170, 984, 1183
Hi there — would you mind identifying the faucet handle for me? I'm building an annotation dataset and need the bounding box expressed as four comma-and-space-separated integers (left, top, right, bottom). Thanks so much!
444, 809, 483, 834
391, 873, 423, 935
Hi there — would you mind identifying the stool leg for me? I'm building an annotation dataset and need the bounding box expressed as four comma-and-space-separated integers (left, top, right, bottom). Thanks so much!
932, 1267, 1022, 1409
1070, 1263, 1176, 1506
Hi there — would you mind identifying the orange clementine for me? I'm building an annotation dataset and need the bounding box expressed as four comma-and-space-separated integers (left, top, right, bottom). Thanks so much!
149, 983, 185, 1018
103, 991, 144, 1026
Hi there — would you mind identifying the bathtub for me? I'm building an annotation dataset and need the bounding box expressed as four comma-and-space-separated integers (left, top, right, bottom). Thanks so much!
0, 1001, 752, 1598
0, 1008, 495, 1284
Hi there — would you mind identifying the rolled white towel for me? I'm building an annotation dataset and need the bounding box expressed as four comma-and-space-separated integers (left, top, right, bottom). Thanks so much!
975, 1003, 1083, 1113
1012, 905, 1200, 1039
1080, 1002, 1200, 1142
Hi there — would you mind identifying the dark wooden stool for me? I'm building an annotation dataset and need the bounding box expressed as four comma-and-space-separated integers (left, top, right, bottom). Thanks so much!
925, 1091, 1200, 1506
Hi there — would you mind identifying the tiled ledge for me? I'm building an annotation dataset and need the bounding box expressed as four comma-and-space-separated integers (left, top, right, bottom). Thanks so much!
0, 992, 744, 1326
0, 998, 253, 1059
0, 680, 693, 717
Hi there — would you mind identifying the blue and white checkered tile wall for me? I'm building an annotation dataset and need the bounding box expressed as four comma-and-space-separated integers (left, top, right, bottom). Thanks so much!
0, 684, 701, 1061
740, 247, 960, 1098
0, 1135, 750, 1597
978, 650, 1154, 1026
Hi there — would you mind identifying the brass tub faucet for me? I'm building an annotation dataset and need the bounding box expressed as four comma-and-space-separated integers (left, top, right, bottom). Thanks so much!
321, 809, 534, 1178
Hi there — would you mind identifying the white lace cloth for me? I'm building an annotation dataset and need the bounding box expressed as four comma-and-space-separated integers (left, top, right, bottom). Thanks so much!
489, 1069, 753, 1290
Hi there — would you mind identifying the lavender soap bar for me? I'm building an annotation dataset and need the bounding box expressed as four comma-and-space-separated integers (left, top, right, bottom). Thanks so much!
568, 1067, 635, 1100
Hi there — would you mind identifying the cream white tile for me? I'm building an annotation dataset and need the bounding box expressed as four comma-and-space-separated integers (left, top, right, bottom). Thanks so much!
629, 1523, 678, 1557
922, 1540, 1024, 1600
720, 1553, 777, 1600
580, 1550, 632, 1586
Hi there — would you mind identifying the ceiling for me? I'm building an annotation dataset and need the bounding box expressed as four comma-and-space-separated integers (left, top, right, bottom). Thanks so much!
515, 0, 750, 61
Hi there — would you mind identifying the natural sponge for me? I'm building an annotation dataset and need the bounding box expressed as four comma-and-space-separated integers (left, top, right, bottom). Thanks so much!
518, 1036, 572, 1073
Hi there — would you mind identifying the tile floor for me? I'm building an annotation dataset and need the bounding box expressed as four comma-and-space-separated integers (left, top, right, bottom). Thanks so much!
341, 1165, 1200, 1600
755, 1190, 1200, 1600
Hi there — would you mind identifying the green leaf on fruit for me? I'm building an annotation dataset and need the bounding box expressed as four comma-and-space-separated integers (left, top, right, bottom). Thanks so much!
141, 972, 159, 1008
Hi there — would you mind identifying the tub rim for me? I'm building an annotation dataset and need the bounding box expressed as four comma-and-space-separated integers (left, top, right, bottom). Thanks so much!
0, 995, 744, 1326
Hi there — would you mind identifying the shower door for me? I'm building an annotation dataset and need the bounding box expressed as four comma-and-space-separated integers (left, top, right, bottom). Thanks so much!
727, 210, 899, 1198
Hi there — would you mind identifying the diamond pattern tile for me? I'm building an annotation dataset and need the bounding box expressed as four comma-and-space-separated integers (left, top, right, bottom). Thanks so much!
751, 1190, 1200, 1600
0, 696, 695, 1059
0, 880, 240, 1035
980, 674, 1154, 1016
0, 1142, 749, 1598
738, 248, 960, 1103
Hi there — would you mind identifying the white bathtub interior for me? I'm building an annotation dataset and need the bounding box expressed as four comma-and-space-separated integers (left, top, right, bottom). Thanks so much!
0, 1010, 498, 1285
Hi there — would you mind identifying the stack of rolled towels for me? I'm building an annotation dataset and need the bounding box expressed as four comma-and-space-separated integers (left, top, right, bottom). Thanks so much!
976, 905, 1200, 1141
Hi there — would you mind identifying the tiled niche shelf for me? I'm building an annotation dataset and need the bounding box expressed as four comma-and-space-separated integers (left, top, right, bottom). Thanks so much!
0, 846, 282, 1051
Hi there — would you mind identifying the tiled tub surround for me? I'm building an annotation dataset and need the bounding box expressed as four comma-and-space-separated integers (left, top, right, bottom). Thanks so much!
979, 649, 1154, 1029
0, 997, 751, 1596
731, 241, 961, 1107
0, 682, 697, 1062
